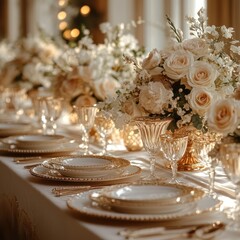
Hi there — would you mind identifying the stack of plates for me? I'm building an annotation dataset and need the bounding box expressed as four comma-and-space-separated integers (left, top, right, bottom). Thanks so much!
0, 122, 32, 137
42, 155, 130, 178
14, 134, 69, 150
0, 134, 78, 154
90, 182, 205, 214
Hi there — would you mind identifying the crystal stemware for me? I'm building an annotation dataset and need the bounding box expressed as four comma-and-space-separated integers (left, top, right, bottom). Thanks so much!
37, 96, 63, 135
94, 111, 115, 155
220, 142, 240, 232
74, 106, 98, 155
161, 133, 188, 184
194, 132, 221, 197
134, 117, 172, 180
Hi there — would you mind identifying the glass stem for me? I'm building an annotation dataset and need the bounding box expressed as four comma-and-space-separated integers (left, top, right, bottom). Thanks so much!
102, 134, 108, 155
234, 185, 240, 222
171, 160, 177, 182
84, 130, 90, 155
208, 163, 215, 196
150, 156, 156, 178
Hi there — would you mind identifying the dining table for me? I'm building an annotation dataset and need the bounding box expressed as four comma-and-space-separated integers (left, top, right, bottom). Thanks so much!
0, 124, 240, 240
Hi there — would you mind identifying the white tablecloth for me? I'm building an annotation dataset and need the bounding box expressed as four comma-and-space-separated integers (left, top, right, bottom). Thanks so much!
0, 146, 239, 240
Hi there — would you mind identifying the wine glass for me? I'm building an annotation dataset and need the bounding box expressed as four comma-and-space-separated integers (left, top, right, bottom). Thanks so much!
94, 111, 115, 155
220, 142, 240, 232
194, 132, 221, 197
161, 133, 188, 184
37, 96, 63, 135
134, 117, 172, 180
74, 106, 98, 155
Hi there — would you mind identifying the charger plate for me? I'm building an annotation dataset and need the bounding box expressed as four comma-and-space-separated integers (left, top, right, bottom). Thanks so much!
67, 190, 221, 222
30, 165, 141, 183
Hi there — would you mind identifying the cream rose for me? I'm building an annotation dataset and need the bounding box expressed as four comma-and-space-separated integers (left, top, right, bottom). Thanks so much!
122, 99, 142, 117
163, 49, 194, 80
93, 77, 121, 100
207, 99, 239, 136
188, 87, 214, 115
139, 81, 173, 114
59, 77, 85, 99
182, 38, 209, 58
74, 94, 97, 107
187, 61, 218, 88
142, 49, 161, 70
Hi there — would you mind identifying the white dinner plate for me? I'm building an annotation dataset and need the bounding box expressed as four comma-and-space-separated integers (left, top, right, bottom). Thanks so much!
89, 183, 205, 214
67, 190, 221, 222
30, 165, 141, 183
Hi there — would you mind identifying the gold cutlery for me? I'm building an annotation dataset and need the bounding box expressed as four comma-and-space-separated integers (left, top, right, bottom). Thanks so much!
14, 156, 45, 164
24, 163, 41, 169
52, 185, 106, 197
118, 221, 225, 239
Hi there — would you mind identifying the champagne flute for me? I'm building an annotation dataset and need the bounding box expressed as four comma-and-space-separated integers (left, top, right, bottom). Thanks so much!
220, 143, 240, 232
94, 111, 115, 155
74, 106, 98, 155
161, 133, 188, 184
134, 117, 172, 180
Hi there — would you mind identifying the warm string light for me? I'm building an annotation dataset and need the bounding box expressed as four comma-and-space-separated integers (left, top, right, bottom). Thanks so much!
57, 1, 91, 41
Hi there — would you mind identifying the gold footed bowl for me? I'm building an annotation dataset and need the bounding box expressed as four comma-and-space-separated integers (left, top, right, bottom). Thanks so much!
165, 127, 205, 171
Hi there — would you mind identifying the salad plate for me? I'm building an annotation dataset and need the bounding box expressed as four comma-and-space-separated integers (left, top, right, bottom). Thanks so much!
67, 190, 221, 222
48, 155, 129, 170
30, 164, 141, 183
41, 155, 130, 178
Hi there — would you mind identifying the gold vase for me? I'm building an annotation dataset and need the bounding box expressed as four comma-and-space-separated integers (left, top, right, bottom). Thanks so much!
172, 127, 205, 171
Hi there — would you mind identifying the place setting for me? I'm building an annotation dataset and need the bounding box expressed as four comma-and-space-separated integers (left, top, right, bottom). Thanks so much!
0, 133, 79, 156
66, 180, 222, 223
29, 155, 142, 184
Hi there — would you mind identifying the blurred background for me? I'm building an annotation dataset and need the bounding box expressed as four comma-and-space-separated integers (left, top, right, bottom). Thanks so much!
0, 0, 239, 51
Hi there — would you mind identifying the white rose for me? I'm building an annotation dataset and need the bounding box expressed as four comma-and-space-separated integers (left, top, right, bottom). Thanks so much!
139, 81, 173, 114
182, 38, 209, 58
93, 77, 121, 100
188, 87, 214, 116
163, 49, 194, 80
187, 61, 218, 88
142, 49, 161, 70
207, 99, 239, 136
75, 94, 97, 107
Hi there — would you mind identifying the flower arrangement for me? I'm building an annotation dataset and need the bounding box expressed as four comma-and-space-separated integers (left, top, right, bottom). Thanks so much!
0, 36, 61, 91
102, 8, 240, 132
53, 21, 144, 108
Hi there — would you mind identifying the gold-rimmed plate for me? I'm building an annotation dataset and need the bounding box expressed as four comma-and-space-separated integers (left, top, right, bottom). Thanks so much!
67, 190, 221, 222
89, 182, 205, 214
47, 155, 130, 170
41, 156, 130, 178
29, 165, 141, 183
